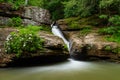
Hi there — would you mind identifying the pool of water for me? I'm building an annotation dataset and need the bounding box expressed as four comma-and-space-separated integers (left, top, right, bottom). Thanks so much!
0, 59, 120, 80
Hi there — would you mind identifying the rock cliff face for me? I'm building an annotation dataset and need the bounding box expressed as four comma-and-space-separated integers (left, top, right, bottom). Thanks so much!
57, 19, 120, 62
0, 28, 68, 67
22, 6, 50, 25
0, 3, 51, 26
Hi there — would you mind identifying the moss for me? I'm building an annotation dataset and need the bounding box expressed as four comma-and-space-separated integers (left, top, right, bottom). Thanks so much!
103, 45, 120, 54
69, 21, 80, 29
63, 44, 68, 51
104, 45, 112, 51
112, 47, 120, 54
63, 15, 101, 30
64, 17, 80, 24
79, 26, 92, 36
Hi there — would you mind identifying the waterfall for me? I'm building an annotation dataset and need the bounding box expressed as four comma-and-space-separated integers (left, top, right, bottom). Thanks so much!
51, 22, 70, 51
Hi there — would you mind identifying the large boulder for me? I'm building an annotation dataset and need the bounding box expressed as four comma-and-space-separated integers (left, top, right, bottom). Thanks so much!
0, 3, 51, 26
22, 6, 51, 25
69, 32, 120, 62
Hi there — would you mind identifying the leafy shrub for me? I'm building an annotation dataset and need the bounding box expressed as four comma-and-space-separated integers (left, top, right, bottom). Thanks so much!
106, 34, 120, 44
99, 26, 120, 43
28, 0, 44, 7
109, 15, 120, 25
2, 0, 25, 10
99, 15, 108, 19
63, 0, 99, 18
5, 26, 44, 57
98, 27, 116, 35
8, 17, 22, 27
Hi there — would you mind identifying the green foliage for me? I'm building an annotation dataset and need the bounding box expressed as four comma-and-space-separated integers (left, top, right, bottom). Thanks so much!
99, 26, 120, 43
0, 0, 4, 2
8, 17, 22, 27
99, 15, 108, 19
63, 44, 68, 51
80, 26, 92, 35
103, 45, 112, 51
63, 0, 99, 18
109, 15, 120, 25
5, 26, 44, 57
98, 27, 116, 35
27, 25, 51, 33
112, 47, 120, 54
43, 0, 65, 20
2, 0, 25, 10
103, 45, 120, 54
26, 25, 41, 32
69, 21, 80, 29
106, 34, 120, 44
99, 0, 120, 10
28, 0, 44, 7
64, 17, 80, 29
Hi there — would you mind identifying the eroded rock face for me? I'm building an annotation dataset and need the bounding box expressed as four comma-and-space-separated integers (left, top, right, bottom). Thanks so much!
0, 28, 68, 67
0, 3, 51, 26
68, 32, 120, 61
22, 6, 51, 25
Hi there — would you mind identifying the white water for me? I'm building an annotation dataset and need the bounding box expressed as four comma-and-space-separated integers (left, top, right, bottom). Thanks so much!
51, 24, 70, 51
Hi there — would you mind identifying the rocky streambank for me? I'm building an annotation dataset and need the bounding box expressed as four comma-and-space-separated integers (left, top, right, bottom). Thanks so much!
0, 28, 69, 67
58, 19, 120, 63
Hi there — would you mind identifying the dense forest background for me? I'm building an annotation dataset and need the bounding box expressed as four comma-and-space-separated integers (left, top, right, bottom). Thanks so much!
0, 0, 120, 20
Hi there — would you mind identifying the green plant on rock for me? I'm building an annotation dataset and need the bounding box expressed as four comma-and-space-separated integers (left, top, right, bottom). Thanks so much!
103, 45, 112, 51
69, 21, 80, 29
99, 15, 108, 19
98, 27, 116, 35
80, 26, 92, 36
98, 26, 120, 44
5, 27, 44, 57
109, 15, 120, 26
8, 17, 22, 27
112, 47, 120, 54
63, 0, 99, 18
63, 44, 68, 51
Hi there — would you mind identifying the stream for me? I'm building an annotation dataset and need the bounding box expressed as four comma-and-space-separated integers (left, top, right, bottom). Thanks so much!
0, 23, 120, 80
0, 59, 120, 80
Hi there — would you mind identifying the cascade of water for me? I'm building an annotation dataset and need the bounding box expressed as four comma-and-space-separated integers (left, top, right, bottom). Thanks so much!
51, 22, 70, 51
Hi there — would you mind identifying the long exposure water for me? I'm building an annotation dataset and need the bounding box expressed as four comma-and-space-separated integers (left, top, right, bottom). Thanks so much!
0, 59, 120, 80
51, 23, 70, 51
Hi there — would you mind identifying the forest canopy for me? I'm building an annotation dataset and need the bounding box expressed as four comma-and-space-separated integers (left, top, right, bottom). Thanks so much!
0, 0, 120, 20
